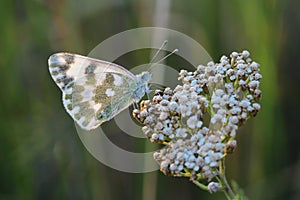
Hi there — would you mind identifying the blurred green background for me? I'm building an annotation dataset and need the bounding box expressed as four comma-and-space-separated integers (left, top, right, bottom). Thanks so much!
0, 0, 299, 199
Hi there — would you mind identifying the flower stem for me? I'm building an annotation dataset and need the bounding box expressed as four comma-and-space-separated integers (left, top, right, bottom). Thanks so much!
218, 159, 236, 199
192, 180, 209, 191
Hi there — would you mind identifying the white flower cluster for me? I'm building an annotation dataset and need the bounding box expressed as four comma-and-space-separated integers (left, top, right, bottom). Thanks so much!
153, 127, 225, 180
134, 85, 208, 143
133, 51, 262, 182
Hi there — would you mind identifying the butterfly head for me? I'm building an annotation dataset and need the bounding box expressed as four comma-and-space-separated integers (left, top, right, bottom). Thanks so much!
139, 71, 152, 82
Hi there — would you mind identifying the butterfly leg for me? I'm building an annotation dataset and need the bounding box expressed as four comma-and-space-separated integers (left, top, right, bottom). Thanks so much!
145, 84, 154, 100
133, 102, 139, 109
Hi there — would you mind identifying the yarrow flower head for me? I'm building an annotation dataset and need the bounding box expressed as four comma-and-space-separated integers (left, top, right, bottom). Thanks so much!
133, 50, 262, 198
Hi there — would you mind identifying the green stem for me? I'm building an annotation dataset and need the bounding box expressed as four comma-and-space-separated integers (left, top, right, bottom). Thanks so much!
218, 159, 236, 199
192, 180, 209, 191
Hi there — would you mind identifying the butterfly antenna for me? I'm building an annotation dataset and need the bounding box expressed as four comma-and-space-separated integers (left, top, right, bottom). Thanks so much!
150, 40, 168, 63
152, 48, 178, 65
148, 48, 178, 73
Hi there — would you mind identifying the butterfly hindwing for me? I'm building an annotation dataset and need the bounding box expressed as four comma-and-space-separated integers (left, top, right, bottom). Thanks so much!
67, 72, 136, 130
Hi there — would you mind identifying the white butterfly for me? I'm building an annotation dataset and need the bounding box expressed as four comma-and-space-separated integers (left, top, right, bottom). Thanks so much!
48, 52, 151, 130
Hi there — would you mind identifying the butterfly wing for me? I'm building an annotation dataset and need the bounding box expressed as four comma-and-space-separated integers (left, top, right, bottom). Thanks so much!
67, 71, 137, 130
48, 52, 137, 92
48, 52, 138, 130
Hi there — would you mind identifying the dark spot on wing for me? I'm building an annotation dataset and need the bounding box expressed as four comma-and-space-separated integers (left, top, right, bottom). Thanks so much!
64, 94, 72, 100
103, 73, 115, 85
67, 104, 73, 111
96, 105, 112, 120
51, 71, 58, 75
64, 54, 75, 64
58, 64, 70, 71
58, 76, 74, 89
93, 85, 112, 104
85, 63, 97, 74
63, 76, 74, 86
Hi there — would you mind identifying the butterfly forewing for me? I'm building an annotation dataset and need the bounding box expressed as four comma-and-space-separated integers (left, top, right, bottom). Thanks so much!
48, 52, 136, 92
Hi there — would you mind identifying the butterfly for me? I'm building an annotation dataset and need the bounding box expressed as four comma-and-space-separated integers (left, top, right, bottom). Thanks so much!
48, 52, 151, 130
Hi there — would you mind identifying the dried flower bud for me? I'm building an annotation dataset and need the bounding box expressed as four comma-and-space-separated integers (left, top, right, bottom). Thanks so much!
226, 140, 237, 154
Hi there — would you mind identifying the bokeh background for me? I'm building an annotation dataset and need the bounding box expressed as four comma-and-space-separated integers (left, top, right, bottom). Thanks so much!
1, 0, 299, 199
